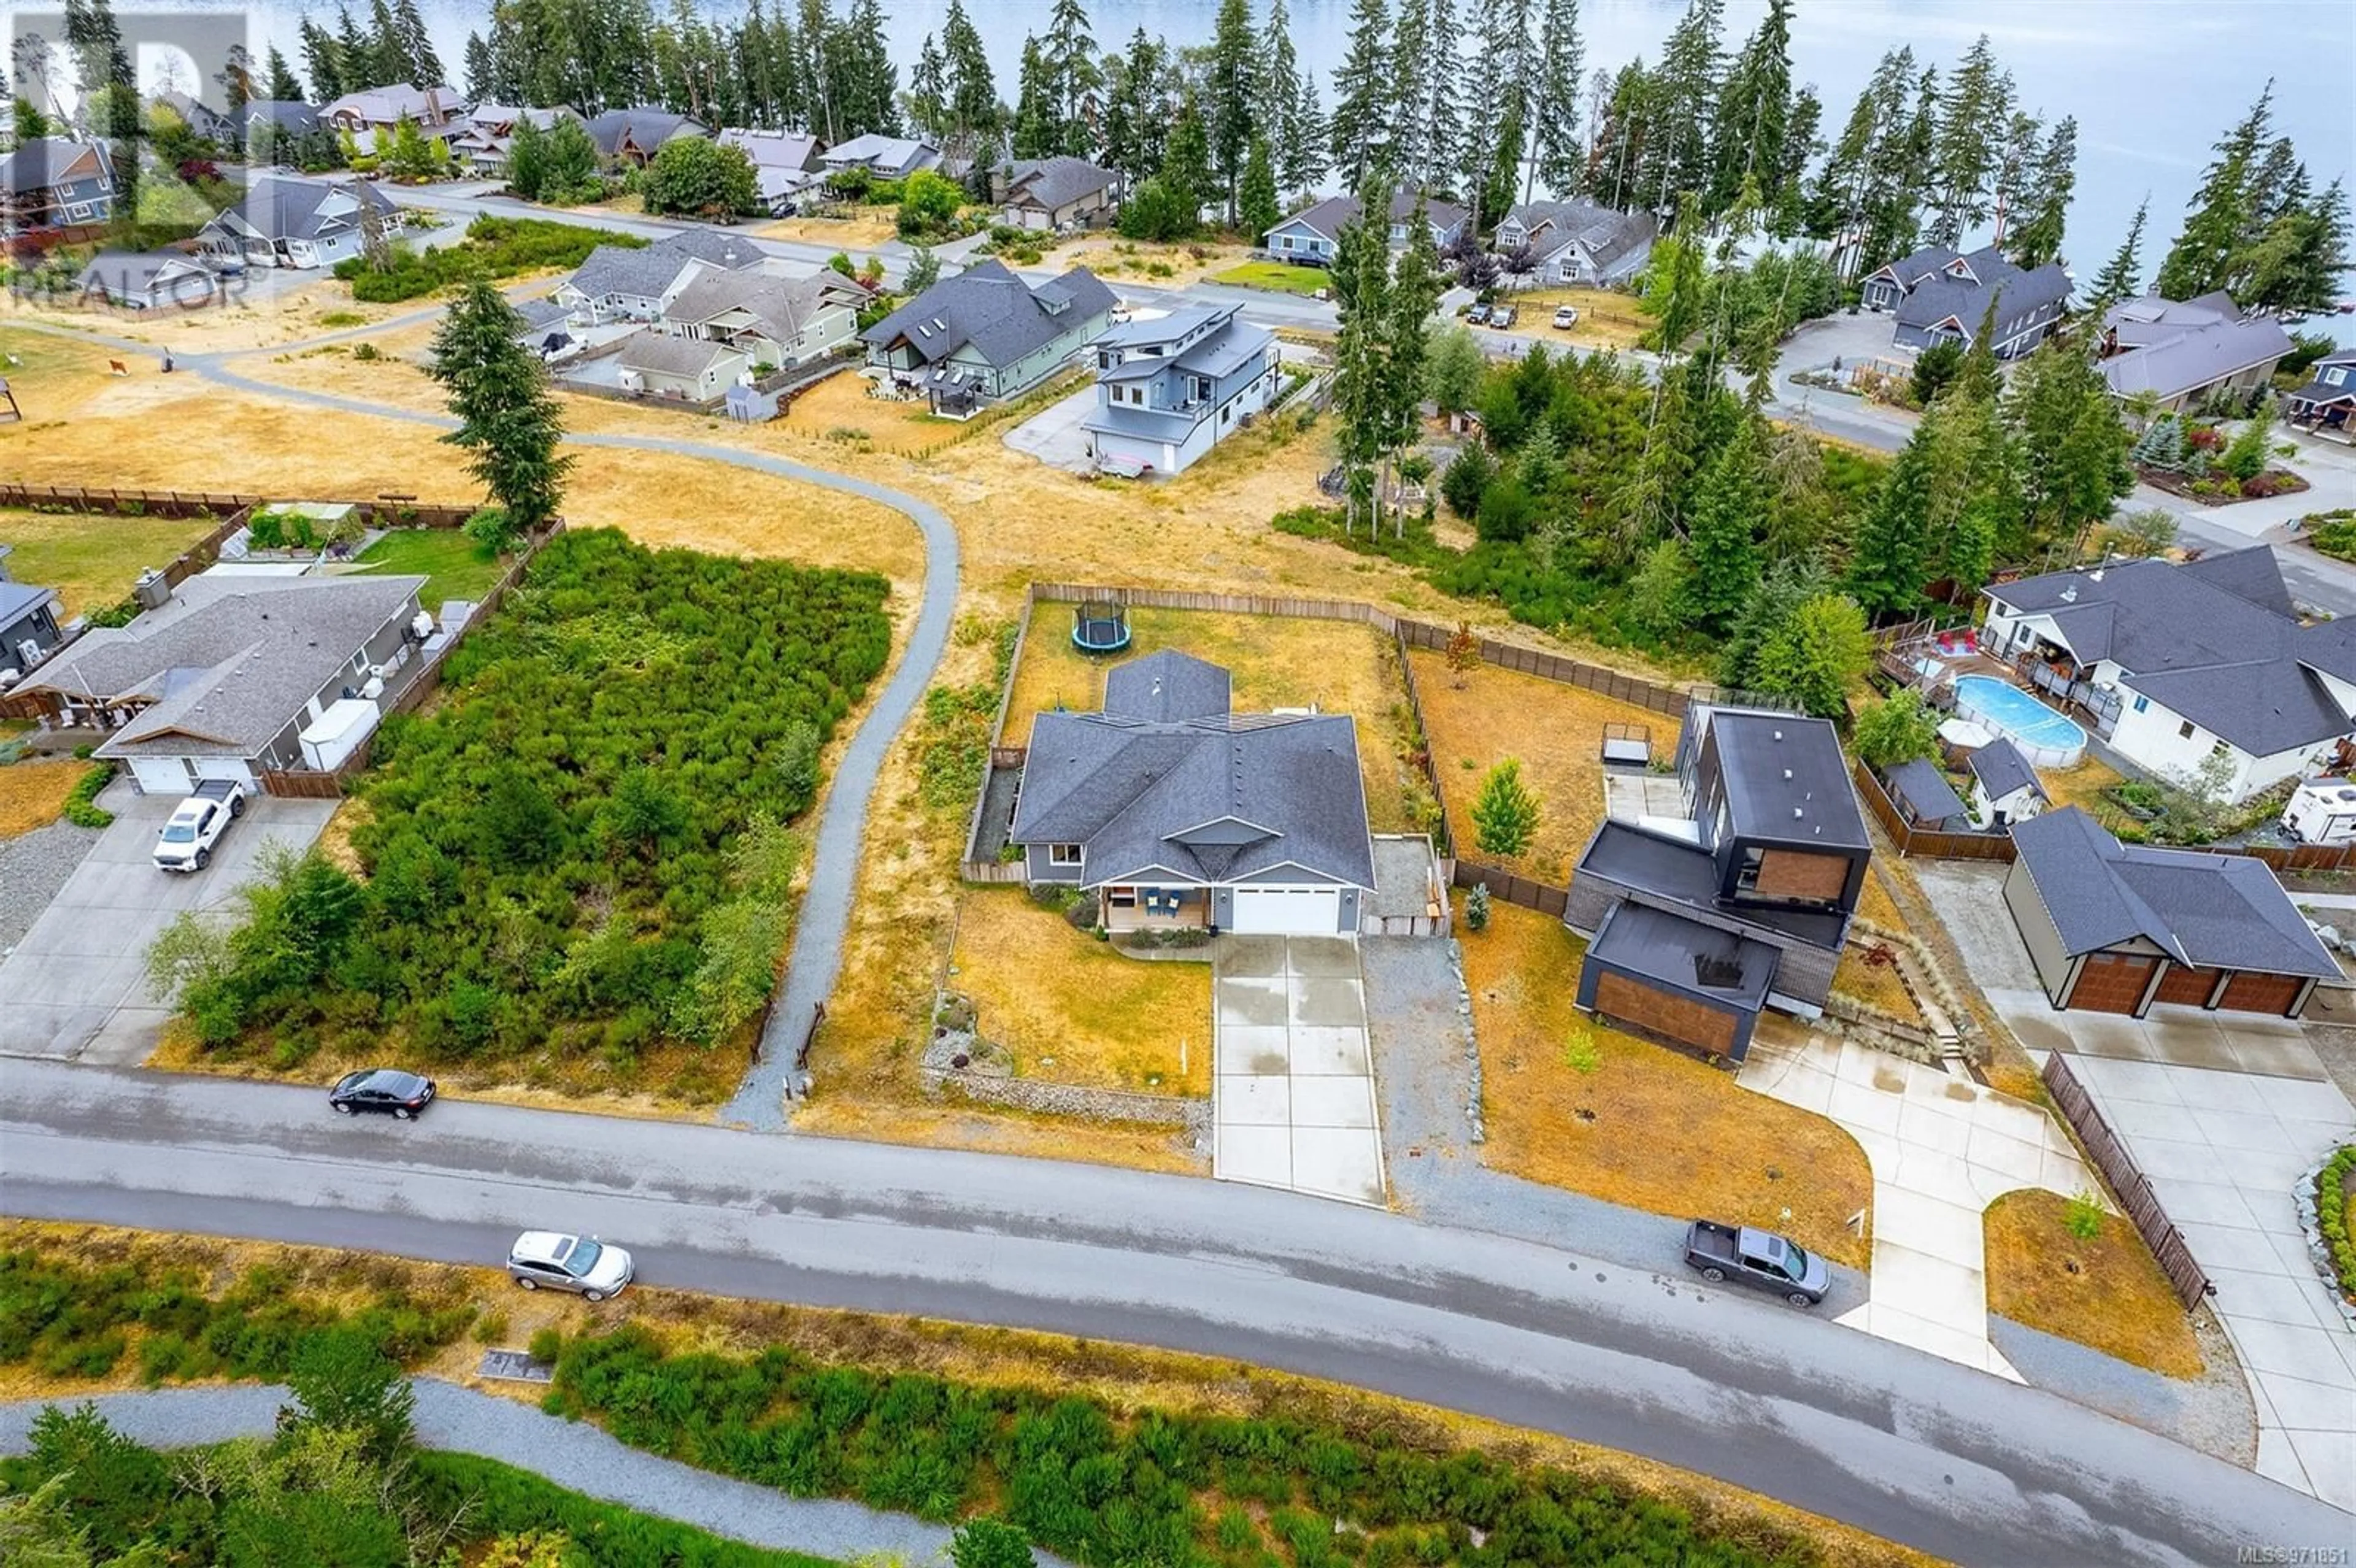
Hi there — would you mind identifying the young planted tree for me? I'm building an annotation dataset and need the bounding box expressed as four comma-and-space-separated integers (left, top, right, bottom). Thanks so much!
428, 277, 574, 534
1471, 758, 1541, 859
1446, 621, 1481, 687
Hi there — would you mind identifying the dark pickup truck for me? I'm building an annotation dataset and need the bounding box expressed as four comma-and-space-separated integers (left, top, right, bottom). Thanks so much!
1684, 1220, 1830, 1307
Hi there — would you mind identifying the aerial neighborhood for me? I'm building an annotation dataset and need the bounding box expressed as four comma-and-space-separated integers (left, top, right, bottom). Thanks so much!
2, 0, 2355, 1563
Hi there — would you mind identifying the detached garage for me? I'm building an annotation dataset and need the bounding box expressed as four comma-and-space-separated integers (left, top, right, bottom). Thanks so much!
2004, 807, 2343, 1018
1576, 901, 1779, 1063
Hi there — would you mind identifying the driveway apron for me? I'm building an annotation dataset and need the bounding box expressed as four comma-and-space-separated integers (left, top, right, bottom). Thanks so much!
1214, 936, 1387, 1205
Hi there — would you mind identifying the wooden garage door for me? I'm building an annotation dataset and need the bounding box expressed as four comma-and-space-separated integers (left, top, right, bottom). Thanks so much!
2067, 951, 2158, 1014
2218, 971, 2304, 1015
2153, 964, 2222, 1008
1594, 971, 1738, 1056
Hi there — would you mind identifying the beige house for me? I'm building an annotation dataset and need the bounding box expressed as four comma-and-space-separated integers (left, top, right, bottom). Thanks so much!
659, 264, 865, 371
618, 334, 749, 401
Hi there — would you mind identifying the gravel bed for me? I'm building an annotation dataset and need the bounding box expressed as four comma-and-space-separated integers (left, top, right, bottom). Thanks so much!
0, 1378, 1080, 1567
0, 817, 101, 953
1989, 1304, 2257, 1466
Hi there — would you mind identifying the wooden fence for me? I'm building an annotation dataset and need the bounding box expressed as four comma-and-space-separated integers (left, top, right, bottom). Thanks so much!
0, 483, 479, 529
1850, 761, 2020, 862
2041, 1052, 2213, 1308
1450, 861, 1570, 917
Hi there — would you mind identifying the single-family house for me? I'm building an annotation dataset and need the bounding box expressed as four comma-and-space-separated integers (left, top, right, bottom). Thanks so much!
1860, 243, 2070, 359
450, 104, 580, 175
12, 574, 426, 793
321, 84, 463, 135
553, 231, 762, 324
1982, 547, 2356, 805
1565, 705, 1869, 1063
1262, 190, 1469, 265
2003, 805, 2341, 1018
658, 263, 866, 370
150, 90, 234, 144
861, 259, 1116, 414
617, 334, 749, 401
2094, 292, 2293, 412
997, 155, 1118, 231
1081, 302, 1279, 476
1882, 758, 1968, 829
583, 107, 708, 167
1965, 739, 2048, 829
1007, 649, 1376, 936
75, 249, 222, 310
1492, 199, 1656, 286
197, 176, 398, 270
2286, 348, 2356, 436
511, 298, 577, 361
818, 133, 944, 182
715, 128, 826, 213
0, 559, 66, 678
0, 137, 117, 237
239, 100, 320, 140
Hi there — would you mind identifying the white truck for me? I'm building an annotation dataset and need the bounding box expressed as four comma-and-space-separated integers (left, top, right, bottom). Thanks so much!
153, 779, 247, 872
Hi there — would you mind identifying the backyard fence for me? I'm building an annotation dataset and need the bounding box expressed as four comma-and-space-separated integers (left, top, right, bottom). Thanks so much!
1850, 761, 2019, 862
1449, 861, 1570, 917
0, 483, 480, 530
2040, 1051, 2214, 1309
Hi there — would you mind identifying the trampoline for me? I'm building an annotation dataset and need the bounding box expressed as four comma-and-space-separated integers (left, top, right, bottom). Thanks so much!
1072, 601, 1131, 653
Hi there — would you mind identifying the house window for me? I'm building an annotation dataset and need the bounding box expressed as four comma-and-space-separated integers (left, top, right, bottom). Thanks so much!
67, 202, 91, 220
1735, 845, 1765, 893
1049, 843, 1083, 866
1107, 886, 1137, 908
2133, 695, 2149, 714
2328, 367, 2348, 387
352, 650, 368, 674
2179, 720, 2196, 740
1277, 234, 1293, 252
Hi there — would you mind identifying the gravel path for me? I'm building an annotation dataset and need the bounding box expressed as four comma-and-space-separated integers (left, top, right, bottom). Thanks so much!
1989, 1309, 2258, 1467
0, 1378, 1074, 1566
0, 818, 101, 954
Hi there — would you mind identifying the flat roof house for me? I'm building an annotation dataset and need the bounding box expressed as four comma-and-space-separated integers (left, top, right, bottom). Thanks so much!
1565, 705, 1869, 1063
1262, 190, 1468, 266
1861, 243, 2069, 359
1, 137, 117, 238
1493, 199, 1656, 286
198, 176, 397, 271
13, 574, 425, 795
861, 259, 1115, 415
1982, 547, 2356, 805
1008, 649, 1376, 936
2003, 805, 2341, 1018
1082, 302, 1278, 477
2095, 292, 2293, 413
998, 155, 1118, 231
554, 230, 762, 324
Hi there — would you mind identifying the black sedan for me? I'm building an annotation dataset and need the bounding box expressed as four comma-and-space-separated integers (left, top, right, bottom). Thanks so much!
328, 1068, 437, 1120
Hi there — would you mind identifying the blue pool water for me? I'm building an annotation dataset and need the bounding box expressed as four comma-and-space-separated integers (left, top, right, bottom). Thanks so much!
1952, 675, 2088, 768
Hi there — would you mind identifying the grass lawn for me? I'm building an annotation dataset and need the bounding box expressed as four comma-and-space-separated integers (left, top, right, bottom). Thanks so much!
2042, 755, 2128, 831
1004, 604, 1423, 834
1463, 902, 1873, 1270
351, 526, 508, 609
774, 369, 958, 455
1983, 1189, 2205, 1377
1407, 648, 1678, 884
949, 888, 1212, 1094
1213, 261, 1332, 295
0, 505, 220, 615
0, 761, 86, 839
1498, 286, 1650, 348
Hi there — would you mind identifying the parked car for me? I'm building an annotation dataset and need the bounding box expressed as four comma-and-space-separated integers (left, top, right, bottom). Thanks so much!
153, 779, 246, 872
1552, 305, 1580, 329
1465, 301, 1492, 326
328, 1067, 437, 1119
1683, 1220, 1829, 1307
507, 1232, 634, 1301
1488, 305, 1517, 329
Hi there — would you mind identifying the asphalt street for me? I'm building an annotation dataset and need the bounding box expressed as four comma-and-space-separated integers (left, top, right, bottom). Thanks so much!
1, 1058, 2344, 1568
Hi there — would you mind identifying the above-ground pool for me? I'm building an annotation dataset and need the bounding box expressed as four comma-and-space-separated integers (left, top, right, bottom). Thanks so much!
1950, 675, 2087, 769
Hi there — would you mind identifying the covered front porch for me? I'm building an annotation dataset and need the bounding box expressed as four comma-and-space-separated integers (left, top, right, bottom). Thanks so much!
1101, 883, 1211, 934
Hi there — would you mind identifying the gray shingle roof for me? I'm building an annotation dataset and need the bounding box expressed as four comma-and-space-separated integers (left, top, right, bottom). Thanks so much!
219, 176, 394, 242
618, 334, 742, 377
1003, 156, 1115, 212
1704, 709, 1871, 851
1498, 199, 1653, 269
1009, 653, 1374, 890
0, 137, 107, 194
26, 575, 423, 759
584, 107, 706, 157
663, 267, 857, 343
715, 128, 822, 171
2097, 294, 2293, 403
567, 231, 756, 302
77, 248, 211, 296
1268, 188, 1468, 245
821, 133, 942, 175
2012, 806, 2340, 978
242, 100, 319, 134
1893, 246, 2071, 334
1966, 738, 2046, 804
860, 259, 1114, 371
1885, 758, 1967, 823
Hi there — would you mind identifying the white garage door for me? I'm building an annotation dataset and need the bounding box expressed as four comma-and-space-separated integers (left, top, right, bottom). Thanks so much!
128, 757, 194, 796
1231, 886, 1339, 936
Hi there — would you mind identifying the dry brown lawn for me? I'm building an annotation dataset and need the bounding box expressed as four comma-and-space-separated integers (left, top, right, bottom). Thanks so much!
1005, 605, 1423, 834
1464, 901, 1873, 1269
0, 761, 84, 839
4, 283, 431, 355
0, 505, 221, 614
1407, 649, 1679, 884
1045, 237, 1253, 290
774, 369, 965, 455
758, 205, 898, 246
1496, 286, 1650, 349
949, 888, 1212, 1094
2042, 755, 2128, 829
1983, 1189, 2206, 1377
1830, 943, 1927, 1024
0, 1220, 1933, 1568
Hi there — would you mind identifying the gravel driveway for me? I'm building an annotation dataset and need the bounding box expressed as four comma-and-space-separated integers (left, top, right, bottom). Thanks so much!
0, 818, 100, 954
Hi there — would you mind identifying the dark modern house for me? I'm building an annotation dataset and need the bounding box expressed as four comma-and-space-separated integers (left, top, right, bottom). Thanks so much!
1082, 302, 1279, 476
1860, 243, 2069, 359
1565, 705, 1871, 1063
861, 259, 1115, 415
0, 547, 67, 678
2003, 806, 2341, 1018
1007, 650, 1376, 936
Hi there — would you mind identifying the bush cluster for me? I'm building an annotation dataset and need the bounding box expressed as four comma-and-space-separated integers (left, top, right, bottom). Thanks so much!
544, 1326, 1819, 1568
63, 761, 115, 828
334, 215, 647, 302
2318, 1147, 2356, 1303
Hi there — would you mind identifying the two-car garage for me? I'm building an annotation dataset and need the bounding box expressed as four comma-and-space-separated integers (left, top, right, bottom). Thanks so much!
1228, 886, 1345, 936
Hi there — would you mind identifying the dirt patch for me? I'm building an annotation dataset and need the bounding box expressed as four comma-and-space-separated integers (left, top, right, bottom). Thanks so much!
0, 761, 85, 839
1490, 286, 1650, 348
1463, 901, 1873, 1269
1044, 237, 1252, 291
1983, 1189, 2206, 1377
758, 206, 898, 247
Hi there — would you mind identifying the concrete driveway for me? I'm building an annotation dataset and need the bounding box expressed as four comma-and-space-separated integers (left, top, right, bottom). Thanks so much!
1001, 380, 1098, 474
1212, 936, 1387, 1207
0, 781, 334, 1064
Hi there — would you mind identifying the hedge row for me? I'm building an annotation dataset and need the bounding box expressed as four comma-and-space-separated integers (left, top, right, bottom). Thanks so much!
2318, 1146, 2356, 1302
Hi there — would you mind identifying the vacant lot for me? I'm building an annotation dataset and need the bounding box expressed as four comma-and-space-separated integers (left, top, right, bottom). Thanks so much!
1006, 604, 1424, 834
0, 760, 85, 839
758, 205, 898, 247
1984, 1189, 2205, 1377
351, 525, 507, 609
0, 504, 220, 614
1407, 649, 1679, 883
1214, 261, 1330, 296
776, 369, 960, 455
949, 888, 1212, 1094
1048, 237, 1251, 290
1497, 286, 1650, 348
1463, 901, 1873, 1269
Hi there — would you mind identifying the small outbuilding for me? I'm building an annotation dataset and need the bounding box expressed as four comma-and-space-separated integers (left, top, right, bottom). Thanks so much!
1966, 739, 2049, 829
1883, 758, 1969, 829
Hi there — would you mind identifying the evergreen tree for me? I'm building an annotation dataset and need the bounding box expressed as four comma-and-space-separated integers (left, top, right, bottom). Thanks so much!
1706, 0, 1790, 221
1422, 0, 1463, 193
1644, 0, 1725, 219
1805, 46, 1910, 272
939, 0, 997, 163
429, 277, 574, 534
1009, 37, 1056, 159
1924, 33, 2011, 247
1382, 188, 1446, 535
1533, 0, 1585, 197
1328, 0, 1391, 190
1847, 424, 1937, 618
461, 33, 494, 101
333, 4, 373, 88
2154, 82, 2272, 301
1682, 415, 1765, 631
265, 45, 304, 102
1587, 60, 1651, 210
393, 0, 441, 85
1162, 102, 1211, 229
1042, 0, 1098, 156
2007, 114, 2076, 269
1385, 0, 1433, 181
1750, 592, 1869, 718
2007, 341, 2135, 555
1100, 30, 1167, 189
1472, 759, 1542, 859
2243, 176, 2352, 316
1239, 134, 1281, 245
907, 34, 947, 136
1329, 185, 1392, 533
1259, 0, 1305, 194
1207, 0, 1258, 226
1454, 33, 1505, 207
1486, 0, 1540, 204
1291, 77, 1331, 200
1769, 85, 1820, 234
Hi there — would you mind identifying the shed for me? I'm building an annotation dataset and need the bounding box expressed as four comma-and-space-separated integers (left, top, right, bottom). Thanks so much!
1884, 758, 1968, 828
1965, 739, 2048, 829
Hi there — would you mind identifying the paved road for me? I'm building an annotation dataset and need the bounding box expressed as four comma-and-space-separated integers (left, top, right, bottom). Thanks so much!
1, 1058, 2344, 1568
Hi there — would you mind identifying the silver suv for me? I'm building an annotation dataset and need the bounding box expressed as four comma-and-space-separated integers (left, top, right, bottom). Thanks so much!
506, 1232, 634, 1301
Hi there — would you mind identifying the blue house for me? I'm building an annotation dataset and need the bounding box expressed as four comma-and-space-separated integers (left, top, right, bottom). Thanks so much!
1082, 304, 1279, 476
0, 138, 116, 239
1261, 190, 1469, 266
1861, 244, 2069, 359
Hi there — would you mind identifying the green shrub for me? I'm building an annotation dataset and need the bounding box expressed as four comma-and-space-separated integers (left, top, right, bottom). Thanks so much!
63, 762, 115, 828
334, 215, 646, 302
2318, 1147, 2356, 1304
